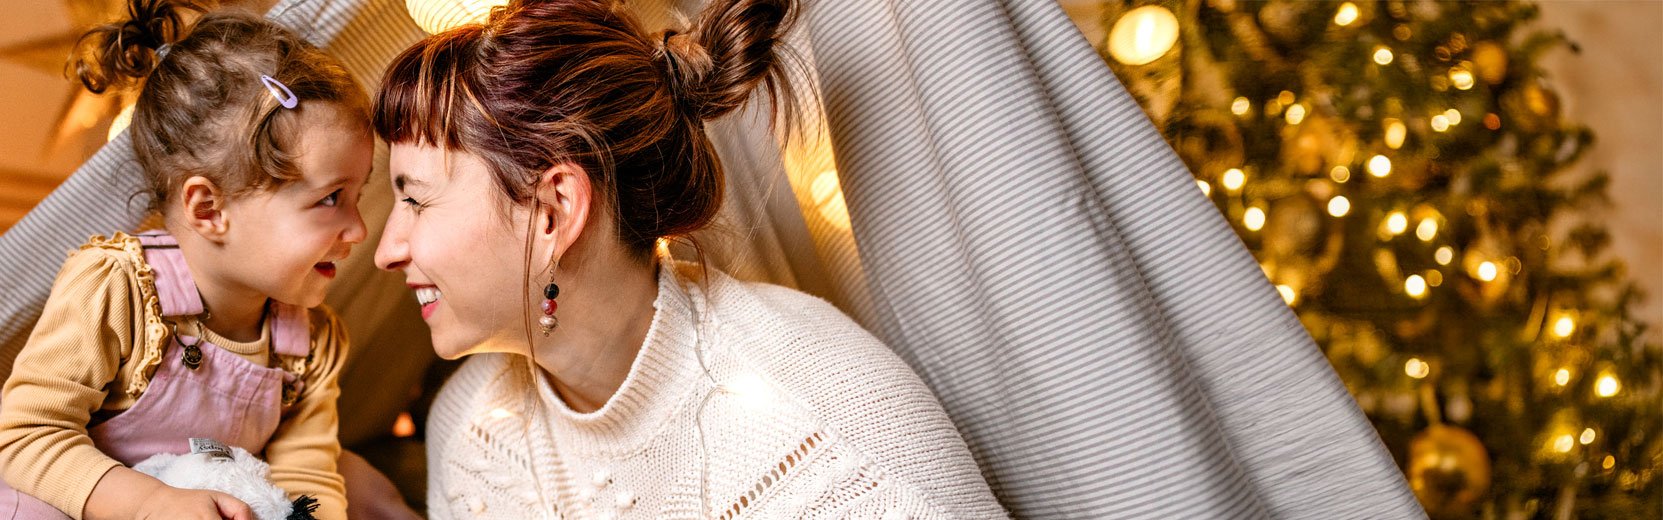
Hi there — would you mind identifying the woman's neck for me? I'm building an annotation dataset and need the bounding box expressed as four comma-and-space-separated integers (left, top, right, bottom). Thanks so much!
530, 252, 661, 414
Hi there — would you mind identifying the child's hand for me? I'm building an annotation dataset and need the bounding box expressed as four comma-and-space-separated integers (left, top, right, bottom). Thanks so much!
133, 486, 254, 520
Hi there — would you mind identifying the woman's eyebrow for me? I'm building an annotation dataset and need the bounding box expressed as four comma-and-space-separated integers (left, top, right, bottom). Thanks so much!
394, 174, 428, 192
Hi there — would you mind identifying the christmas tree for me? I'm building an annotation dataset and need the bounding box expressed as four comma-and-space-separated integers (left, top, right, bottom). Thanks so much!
1093, 1, 1661, 518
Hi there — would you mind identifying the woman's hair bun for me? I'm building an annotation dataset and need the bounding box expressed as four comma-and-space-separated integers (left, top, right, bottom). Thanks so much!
659, 0, 796, 121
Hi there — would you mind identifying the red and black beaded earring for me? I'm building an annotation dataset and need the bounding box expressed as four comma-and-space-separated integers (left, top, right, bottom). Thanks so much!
539, 258, 560, 335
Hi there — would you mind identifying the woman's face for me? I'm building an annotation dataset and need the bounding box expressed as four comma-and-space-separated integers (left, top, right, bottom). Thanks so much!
375, 144, 535, 359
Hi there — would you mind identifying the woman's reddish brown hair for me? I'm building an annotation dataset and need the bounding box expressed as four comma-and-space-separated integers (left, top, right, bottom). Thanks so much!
373, 0, 798, 255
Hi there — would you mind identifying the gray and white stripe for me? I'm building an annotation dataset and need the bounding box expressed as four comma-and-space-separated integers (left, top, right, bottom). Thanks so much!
803, 0, 1423, 518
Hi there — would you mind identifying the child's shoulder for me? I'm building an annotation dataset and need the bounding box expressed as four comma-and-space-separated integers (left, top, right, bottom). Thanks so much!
55, 232, 147, 284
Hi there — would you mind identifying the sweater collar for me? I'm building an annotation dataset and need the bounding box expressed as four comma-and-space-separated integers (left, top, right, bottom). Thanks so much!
531, 261, 710, 456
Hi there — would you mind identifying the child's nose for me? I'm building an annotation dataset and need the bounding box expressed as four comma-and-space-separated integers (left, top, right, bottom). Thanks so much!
342, 206, 368, 245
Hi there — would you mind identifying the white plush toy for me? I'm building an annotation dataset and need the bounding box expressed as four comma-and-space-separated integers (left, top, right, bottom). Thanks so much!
132, 439, 318, 520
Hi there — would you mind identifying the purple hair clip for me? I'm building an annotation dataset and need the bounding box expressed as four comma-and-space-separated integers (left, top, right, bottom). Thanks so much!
259, 75, 298, 109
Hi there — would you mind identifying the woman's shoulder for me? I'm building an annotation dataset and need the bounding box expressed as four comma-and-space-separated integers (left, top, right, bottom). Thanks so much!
698, 270, 1007, 517
702, 273, 909, 378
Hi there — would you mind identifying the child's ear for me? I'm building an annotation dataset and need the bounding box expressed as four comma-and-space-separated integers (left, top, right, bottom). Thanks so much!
178, 176, 231, 241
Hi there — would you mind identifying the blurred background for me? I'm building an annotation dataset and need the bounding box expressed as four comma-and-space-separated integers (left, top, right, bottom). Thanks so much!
1, 0, 1659, 518
1064, 1, 1661, 518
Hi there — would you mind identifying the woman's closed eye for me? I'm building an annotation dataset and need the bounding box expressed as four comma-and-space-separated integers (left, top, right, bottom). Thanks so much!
402, 197, 427, 214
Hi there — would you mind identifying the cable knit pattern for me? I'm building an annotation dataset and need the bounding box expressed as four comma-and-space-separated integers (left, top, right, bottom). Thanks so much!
425, 263, 1007, 519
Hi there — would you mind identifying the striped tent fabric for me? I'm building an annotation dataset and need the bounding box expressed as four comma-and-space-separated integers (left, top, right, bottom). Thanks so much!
802, 0, 1425, 518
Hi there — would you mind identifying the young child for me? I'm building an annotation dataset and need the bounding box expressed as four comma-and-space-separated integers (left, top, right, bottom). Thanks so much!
0, 1, 371, 518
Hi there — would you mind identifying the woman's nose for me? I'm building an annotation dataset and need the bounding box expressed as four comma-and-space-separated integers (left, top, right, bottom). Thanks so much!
375, 212, 410, 272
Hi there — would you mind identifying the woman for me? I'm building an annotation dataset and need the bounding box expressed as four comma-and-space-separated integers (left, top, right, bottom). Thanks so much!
370, 0, 1007, 517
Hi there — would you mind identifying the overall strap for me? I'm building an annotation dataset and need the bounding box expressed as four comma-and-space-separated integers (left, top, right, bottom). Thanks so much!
135, 232, 204, 317
269, 302, 311, 358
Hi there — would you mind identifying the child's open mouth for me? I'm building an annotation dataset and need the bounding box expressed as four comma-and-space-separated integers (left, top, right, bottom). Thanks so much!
314, 262, 337, 278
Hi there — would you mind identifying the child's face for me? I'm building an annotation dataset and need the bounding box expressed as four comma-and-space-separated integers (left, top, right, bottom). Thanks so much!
222, 106, 373, 309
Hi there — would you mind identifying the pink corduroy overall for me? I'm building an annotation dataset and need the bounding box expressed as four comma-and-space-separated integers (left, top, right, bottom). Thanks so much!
0, 232, 310, 519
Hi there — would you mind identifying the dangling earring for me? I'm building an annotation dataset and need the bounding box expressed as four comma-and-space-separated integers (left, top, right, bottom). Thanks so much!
539, 258, 560, 335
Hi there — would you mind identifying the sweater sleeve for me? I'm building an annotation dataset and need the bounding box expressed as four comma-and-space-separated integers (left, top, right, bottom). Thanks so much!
263, 306, 350, 520
0, 248, 138, 519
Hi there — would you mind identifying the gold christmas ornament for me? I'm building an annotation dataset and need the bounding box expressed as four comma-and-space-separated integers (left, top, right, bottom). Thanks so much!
1472, 41, 1508, 85
1408, 424, 1492, 517
1171, 111, 1246, 175
1282, 113, 1353, 175
1502, 82, 1561, 133
1256, 0, 1325, 47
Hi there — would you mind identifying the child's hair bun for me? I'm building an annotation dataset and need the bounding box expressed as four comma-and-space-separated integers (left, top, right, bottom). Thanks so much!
74, 0, 207, 94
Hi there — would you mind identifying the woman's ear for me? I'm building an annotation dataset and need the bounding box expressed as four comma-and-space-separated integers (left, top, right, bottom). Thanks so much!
178, 176, 231, 241
533, 162, 592, 261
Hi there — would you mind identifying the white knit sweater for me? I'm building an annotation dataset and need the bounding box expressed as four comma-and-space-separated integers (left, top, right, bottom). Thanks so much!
424, 263, 1009, 519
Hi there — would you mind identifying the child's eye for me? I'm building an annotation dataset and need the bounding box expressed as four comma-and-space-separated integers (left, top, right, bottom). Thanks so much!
318, 190, 342, 207
402, 197, 425, 213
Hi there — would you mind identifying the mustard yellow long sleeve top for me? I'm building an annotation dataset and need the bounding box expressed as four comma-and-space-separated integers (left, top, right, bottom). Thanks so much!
0, 234, 350, 519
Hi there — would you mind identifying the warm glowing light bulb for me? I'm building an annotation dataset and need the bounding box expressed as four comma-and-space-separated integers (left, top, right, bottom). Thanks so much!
1368, 155, 1392, 177
1334, 2, 1360, 26
1416, 218, 1438, 241
1285, 104, 1307, 125
1232, 96, 1251, 116
1554, 434, 1576, 453
1108, 6, 1181, 66
1450, 66, 1476, 90
1477, 261, 1498, 282
1330, 166, 1351, 183
405, 0, 508, 34
392, 412, 416, 438
1554, 368, 1571, 386
1580, 428, 1596, 445
108, 103, 136, 142
1222, 168, 1246, 191
1445, 108, 1462, 125
1385, 211, 1408, 235
1373, 47, 1394, 65
1552, 315, 1576, 338
1197, 179, 1212, 196
810, 170, 853, 231
1328, 196, 1351, 217
1385, 119, 1406, 149
1595, 373, 1621, 397
1277, 284, 1297, 305
1431, 115, 1450, 132
1435, 246, 1454, 265
1244, 207, 1266, 231
1405, 275, 1427, 298
1405, 358, 1429, 379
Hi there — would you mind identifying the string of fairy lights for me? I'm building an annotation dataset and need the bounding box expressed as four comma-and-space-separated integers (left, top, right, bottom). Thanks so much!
1100, 1, 1657, 516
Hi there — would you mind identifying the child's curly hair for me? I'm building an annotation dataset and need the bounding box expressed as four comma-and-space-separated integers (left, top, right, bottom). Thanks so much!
74, 0, 370, 213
